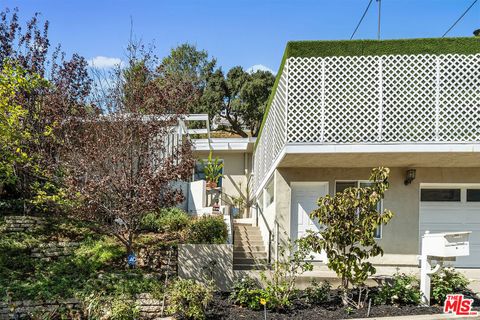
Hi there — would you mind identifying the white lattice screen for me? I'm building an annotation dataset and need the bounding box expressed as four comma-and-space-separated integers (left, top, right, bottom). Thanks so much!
254, 53, 480, 193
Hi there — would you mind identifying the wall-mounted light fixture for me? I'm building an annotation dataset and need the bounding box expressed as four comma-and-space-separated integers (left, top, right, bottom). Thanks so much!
404, 169, 416, 185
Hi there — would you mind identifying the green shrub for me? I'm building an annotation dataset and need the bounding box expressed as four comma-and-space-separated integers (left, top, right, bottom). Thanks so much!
431, 268, 470, 304
258, 238, 314, 311
141, 207, 190, 233
166, 279, 214, 320
187, 216, 227, 244
373, 273, 421, 306
230, 276, 265, 310
110, 298, 140, 320
304, 280, 330, 305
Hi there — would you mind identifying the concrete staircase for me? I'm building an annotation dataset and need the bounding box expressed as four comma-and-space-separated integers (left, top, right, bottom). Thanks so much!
233, 223, 269, 270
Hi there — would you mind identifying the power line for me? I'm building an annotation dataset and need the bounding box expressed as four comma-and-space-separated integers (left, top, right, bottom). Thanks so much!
350, 0, 374, 40
442, 0, 478, 37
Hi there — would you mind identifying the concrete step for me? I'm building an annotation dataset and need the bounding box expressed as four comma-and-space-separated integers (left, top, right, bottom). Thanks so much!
233, 257, 268, 265
233, 264, 269, 271
233, 251, 268, 259
234, 239, 265, 246
234, 226, 259, 232
233, 235, 263, 242
234, 245, 266, 252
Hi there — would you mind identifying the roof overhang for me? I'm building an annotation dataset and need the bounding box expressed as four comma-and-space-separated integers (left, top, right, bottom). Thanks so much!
279, 143, 480, 168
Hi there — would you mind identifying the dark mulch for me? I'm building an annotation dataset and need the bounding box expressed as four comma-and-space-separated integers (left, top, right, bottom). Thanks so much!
205, 293, 446, 320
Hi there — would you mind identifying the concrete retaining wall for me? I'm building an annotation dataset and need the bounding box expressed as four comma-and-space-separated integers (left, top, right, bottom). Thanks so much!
178, 244, 233, 291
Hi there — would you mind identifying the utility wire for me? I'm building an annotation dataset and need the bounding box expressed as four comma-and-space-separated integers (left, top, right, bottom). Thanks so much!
350, 0, 374, 40
442, 0, 478, 37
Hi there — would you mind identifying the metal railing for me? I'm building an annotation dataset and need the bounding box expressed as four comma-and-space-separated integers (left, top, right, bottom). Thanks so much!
255, 205, 272, 265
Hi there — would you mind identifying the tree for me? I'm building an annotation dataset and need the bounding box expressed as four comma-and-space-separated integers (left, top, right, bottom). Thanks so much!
0, 8, 92, 212
158, 43, 275, 137
0, 62, 48, 199
203, 66, 275, 137
157, 43, 216, 114
302, 167, 394, 307
62, 47, 196, 258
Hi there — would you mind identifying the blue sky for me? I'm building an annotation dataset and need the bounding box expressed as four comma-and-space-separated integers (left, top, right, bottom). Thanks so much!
2, 0, 479, 73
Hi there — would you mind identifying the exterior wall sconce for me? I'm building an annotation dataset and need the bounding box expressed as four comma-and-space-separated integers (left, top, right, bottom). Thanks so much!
404, 169, 416, 185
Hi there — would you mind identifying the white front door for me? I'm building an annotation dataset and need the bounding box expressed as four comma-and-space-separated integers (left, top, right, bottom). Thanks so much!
419, 184, 480, 267
291, 182, 329, 261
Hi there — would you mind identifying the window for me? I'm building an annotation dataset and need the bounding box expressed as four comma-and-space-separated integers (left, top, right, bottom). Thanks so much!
336, 181, 357, 193
420, 189, 461, 202
467, 189, 480, 202
335, 181, 382, 239
194, 159, 224, 187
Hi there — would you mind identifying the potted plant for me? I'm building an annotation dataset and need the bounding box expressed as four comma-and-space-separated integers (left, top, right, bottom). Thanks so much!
202, 152, 224, 189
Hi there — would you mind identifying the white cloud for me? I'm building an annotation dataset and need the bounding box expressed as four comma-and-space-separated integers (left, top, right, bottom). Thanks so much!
247, 64, 275, 74
88, 56, 123, 69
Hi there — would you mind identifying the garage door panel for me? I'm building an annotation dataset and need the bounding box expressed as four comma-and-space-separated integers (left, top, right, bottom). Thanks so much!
420, 185, 480, 268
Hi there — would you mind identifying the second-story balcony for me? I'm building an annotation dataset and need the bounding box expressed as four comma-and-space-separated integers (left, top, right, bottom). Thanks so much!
253, 38, 480, 193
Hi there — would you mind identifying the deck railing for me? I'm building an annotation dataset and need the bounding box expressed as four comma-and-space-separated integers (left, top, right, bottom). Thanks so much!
253, 53, 480, 194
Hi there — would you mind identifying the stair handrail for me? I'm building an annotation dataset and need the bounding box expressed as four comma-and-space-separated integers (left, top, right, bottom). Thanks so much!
255, 204, 272, 265
229, 206, 235, 245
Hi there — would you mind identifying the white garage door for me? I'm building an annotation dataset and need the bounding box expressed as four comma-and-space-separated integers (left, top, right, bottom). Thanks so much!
419, 184, 480, 267
291, 182, 328, 261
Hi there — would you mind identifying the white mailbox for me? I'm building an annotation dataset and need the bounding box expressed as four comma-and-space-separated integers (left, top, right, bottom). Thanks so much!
419, 230, 471, 306
421, 231, 470, 258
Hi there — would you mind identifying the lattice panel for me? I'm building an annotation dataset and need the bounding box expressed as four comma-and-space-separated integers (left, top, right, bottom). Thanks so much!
254, 53, 480, 194
323, 56, 380, 142
253, 62, 288, 191
439, 54, 480, 142
382, 55, 437, 142
288, 57, 323, 142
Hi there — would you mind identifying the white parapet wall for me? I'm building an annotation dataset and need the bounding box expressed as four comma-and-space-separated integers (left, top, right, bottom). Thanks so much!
178, 244, 234, 291
187, 180, 206, 215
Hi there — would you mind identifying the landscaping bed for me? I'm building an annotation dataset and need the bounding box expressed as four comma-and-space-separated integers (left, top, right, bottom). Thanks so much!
205, 292, 480, 320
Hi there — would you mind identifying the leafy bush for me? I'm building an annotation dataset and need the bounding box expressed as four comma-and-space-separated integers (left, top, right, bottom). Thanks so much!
431, 268, 470, 304
373, 273, 421, 306
230, 276, 265, 310
109, 298, 140, 320
167, 279, 214, 320
186, 216, 227, 244
260, 238, 314, 311
304, 280, 331, 305
141, 207, 190, 233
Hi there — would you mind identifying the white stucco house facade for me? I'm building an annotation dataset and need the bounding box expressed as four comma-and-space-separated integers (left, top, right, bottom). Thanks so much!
192, 37, 480, 269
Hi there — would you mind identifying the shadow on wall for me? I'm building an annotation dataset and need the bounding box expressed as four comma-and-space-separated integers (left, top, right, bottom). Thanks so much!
178, 244, 234, 291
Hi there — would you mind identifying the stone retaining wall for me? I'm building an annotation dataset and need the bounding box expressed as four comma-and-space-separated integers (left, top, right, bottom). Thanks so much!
0, 295, 167, 320
0, 299, 81, 320
138, 246, 178, 275
3, 216, 45, 232
31, 242, 81, 260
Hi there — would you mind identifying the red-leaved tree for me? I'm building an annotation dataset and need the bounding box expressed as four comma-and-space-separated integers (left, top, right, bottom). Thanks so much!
61, 42, 196, 257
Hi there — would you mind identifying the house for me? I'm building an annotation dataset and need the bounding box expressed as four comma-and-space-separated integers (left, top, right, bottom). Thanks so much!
192, 37, 480, 269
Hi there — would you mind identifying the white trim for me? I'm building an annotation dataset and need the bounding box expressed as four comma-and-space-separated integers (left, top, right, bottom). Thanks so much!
192, 137, 256, 151
284, 143, 480, 154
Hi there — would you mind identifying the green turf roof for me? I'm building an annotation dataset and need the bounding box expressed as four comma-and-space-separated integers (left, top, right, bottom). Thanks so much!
255, 37, 480, 148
